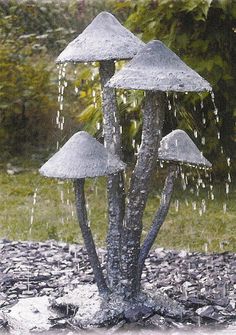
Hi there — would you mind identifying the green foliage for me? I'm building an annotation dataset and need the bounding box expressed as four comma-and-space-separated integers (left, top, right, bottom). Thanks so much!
0, 0, 120, 156
0, 0, 235, 177
111, 0, 236, 174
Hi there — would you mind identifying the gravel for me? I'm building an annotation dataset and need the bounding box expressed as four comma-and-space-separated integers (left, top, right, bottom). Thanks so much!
0, 239, 235, 332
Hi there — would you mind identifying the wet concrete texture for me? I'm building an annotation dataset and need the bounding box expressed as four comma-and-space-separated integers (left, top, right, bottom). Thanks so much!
39, 131, 126, 179
158, 129, 212, 168
106, 40, 211, 92
56, 11, 144, 63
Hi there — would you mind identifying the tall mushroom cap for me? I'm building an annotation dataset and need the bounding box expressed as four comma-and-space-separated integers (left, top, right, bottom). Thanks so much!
158, 129, 212, 168
39, 131, 126, 179
106, 40, 211, 92
56, 11, 145, 63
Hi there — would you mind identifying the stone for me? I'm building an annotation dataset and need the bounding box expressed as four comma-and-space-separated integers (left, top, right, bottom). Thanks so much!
53, 284, 124, 328
145, 313, 167, 328
196, 305, 215, 318
124, 305, 153, 322
2, 296, 57, 332
106, 40, 211, 92
56, 11, 144, 63
39, 131, 126, 179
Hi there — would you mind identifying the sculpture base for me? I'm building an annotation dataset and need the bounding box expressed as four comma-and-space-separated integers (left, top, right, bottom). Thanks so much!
1, 284, 184, 332
51, 283, 184, 328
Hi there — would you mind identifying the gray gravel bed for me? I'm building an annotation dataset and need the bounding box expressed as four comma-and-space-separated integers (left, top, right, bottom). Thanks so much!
0, 239, 235, 331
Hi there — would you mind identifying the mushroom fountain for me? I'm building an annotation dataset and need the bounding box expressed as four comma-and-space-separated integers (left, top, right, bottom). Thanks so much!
39, 13, 214, 328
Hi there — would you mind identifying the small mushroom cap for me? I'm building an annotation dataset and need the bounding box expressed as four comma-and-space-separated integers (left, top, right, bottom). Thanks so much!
106, 40, 211, 92
158, 129, 212, 168
56, 11, 144, 63
39, 131, 126, 179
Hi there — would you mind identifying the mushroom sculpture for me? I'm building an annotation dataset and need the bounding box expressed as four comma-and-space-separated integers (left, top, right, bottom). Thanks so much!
138, 129, 212, 282
56, 12, 144, 291
39, 131, 126, 295
106, 40, 212, 297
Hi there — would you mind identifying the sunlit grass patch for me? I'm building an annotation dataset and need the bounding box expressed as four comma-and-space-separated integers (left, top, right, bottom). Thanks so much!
0, 169, 235, 252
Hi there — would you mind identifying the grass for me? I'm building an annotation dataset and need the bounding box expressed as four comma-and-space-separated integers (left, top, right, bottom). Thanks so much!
0, 168, 235, 252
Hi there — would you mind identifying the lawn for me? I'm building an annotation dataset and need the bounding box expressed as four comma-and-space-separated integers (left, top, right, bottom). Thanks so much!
0, 167, 235, 252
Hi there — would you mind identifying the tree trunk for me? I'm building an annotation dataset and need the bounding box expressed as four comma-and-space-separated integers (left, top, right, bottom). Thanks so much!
99, 61, 125, 292
137, 164, 177, 283
74, 179, 108, 295
120, 91, 166, 298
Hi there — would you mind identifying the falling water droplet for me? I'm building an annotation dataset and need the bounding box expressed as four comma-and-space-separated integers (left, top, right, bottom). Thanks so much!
225, 183, 229, 195
210, 91, 219, 123
201, 199, 206, 213
96, 122, 101, 130
223, 203, 227, 214
200, 100, 204, 109
175, 199, 179, 212
60, 190, 64, 203
29, 188, 38, 238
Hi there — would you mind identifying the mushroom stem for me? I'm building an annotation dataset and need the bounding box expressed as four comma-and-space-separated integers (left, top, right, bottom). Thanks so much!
99, 61, 125, 292
137, 164, 177, 282
121, 91, 166, 298
99, 61, 121, 156
74, 179, 108, 295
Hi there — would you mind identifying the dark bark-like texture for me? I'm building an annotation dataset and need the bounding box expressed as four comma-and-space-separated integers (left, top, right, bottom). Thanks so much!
121, 91, 166, 298
74, 179, 108, 295
138, 165, 177, 281
99, 61, 125, 292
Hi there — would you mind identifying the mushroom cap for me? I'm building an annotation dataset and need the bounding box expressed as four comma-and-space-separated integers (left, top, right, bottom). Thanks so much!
56, 11, 145, 63
39, 131, 126, 179
106, 40, 211, 92
158, 129, 212, 168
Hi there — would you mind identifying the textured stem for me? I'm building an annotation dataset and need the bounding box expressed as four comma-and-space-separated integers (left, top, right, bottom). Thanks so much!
138, 165, 177, 281
99, 61, 125, 292
121, 91, 166, 298
74, 179, 108, 295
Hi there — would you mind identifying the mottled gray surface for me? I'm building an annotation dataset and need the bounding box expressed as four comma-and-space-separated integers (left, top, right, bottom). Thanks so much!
56, 11, 144, 63
158, 129, 212, 168
39, 131, 126, 179
120, 92, 166, 297
99, 61, 126, 292
3, 296, 54, 333
106, 40, 212, 92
